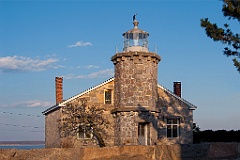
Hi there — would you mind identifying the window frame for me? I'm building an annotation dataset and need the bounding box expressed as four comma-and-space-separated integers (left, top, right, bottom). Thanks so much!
77, 124, 93, 140
166, 118, 180, 138
104, 89, 112, 104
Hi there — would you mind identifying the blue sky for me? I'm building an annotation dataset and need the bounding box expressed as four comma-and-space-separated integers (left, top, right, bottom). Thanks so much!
0, 1, 239, 141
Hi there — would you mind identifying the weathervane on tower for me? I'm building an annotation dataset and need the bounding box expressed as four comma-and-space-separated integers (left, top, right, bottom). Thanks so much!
133, 13, 138, 21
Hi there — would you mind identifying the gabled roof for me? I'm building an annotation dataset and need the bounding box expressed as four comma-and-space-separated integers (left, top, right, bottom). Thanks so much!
158, 84, 197, 110
42, 77, 115, 115
59, 77, 115, 106
43, 77, 197, 115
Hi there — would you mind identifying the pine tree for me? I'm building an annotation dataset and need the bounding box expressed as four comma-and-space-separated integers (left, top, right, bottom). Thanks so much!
201, 0, 240, 73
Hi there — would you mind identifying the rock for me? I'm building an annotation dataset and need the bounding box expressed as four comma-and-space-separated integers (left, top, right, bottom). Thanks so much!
0, 143, 240, 160
208, 142, 238, 159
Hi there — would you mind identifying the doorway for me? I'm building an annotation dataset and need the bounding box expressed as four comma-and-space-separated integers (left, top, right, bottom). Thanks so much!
138, 123, 149, 145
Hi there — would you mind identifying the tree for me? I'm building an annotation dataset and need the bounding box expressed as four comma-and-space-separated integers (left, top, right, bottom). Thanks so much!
59, 98, 109, 147
200, 0, 240, 73
193, 123, 200, 132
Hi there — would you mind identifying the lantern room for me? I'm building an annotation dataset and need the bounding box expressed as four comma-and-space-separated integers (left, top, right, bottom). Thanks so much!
123, 20, 149, 52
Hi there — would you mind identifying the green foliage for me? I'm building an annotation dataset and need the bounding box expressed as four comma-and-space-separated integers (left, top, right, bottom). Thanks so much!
222, 0, 240, 20
200, 0, 240, 73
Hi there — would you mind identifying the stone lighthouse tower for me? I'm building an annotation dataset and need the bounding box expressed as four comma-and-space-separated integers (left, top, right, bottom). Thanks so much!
111, 18, 161, 145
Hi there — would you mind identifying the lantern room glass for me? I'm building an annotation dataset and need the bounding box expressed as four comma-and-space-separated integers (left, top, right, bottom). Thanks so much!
124, 32, 148, 49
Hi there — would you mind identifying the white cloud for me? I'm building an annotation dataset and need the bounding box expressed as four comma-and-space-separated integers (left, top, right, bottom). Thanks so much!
0, 100, 53, 108
68, 41, 93, 48
54, 65, 66, 69
0, 56, 58, 73
64, 69, 114, 79
77, 65, 99, 69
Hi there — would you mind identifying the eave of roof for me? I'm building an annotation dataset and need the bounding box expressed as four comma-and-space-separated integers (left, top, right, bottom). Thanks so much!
42, 104, 60, 115
158, 84, 197, 110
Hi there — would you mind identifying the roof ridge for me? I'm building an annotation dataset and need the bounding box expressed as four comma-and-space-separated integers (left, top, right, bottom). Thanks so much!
158, 84, 197, 110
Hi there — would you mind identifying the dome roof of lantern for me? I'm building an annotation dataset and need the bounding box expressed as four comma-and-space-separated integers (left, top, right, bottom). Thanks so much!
123, 20, 149, 36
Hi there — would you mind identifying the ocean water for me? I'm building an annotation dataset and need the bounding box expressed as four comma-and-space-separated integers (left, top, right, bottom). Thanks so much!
0, 145, 45, 150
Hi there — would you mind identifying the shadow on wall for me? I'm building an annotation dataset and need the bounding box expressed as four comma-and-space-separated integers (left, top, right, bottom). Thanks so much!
137, 104, 159, 145
135, 104, 240, 160
136, 89, 193, 145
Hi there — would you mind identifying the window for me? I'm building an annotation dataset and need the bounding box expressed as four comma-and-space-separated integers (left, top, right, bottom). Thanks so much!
167, 119, 180, 138
78, 125, 93, 139
104, 89, 112, 104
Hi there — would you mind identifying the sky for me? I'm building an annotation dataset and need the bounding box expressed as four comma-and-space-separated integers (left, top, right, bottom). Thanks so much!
0, 0, 239, 141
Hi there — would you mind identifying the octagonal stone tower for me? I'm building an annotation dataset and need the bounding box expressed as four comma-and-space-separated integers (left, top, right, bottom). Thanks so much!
111, 19, 161, 145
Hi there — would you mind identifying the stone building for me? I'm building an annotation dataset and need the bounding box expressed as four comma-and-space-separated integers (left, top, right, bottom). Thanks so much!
43, 19, 197, 148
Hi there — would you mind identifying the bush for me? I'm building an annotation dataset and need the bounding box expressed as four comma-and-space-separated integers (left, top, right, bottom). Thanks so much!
193, 130, 240, 143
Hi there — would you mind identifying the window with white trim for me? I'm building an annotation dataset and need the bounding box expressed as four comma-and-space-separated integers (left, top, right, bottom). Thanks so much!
167, 119, 180, 138
104, 89, 112, 104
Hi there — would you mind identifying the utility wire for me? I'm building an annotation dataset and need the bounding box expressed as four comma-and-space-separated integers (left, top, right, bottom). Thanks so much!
0, 122, 44, 129
0, 129, 44, 132
0, 111, 43, 118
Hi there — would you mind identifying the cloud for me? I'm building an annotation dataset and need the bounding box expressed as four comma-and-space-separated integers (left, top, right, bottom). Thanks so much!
0, 56, 58, 73
68, 41, 93, 48
64, 69, 114, 79
77, 65, 99, 69
53, 65, 67, 69
0, 100, 53, 108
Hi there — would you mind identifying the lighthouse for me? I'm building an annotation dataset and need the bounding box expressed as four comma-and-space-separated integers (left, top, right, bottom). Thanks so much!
111, 17, 161, 145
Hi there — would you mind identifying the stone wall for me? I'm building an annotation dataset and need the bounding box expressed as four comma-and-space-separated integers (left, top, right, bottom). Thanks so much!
45, 78, 195, 148
157, 87, 194, 144
45, 109, 61, 148
112, 51, 161, 146
113, 110, 160, 146
58, 80, 115, 148
112, 51, 160, 110
1, 143, 240, 160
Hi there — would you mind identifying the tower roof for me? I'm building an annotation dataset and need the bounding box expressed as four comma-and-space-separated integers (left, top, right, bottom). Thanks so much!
123, 20, 149, 36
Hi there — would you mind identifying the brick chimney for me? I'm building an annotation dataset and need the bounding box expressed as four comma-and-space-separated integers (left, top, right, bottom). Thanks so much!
173, 82, 181, 97
55, 77, 63, 104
